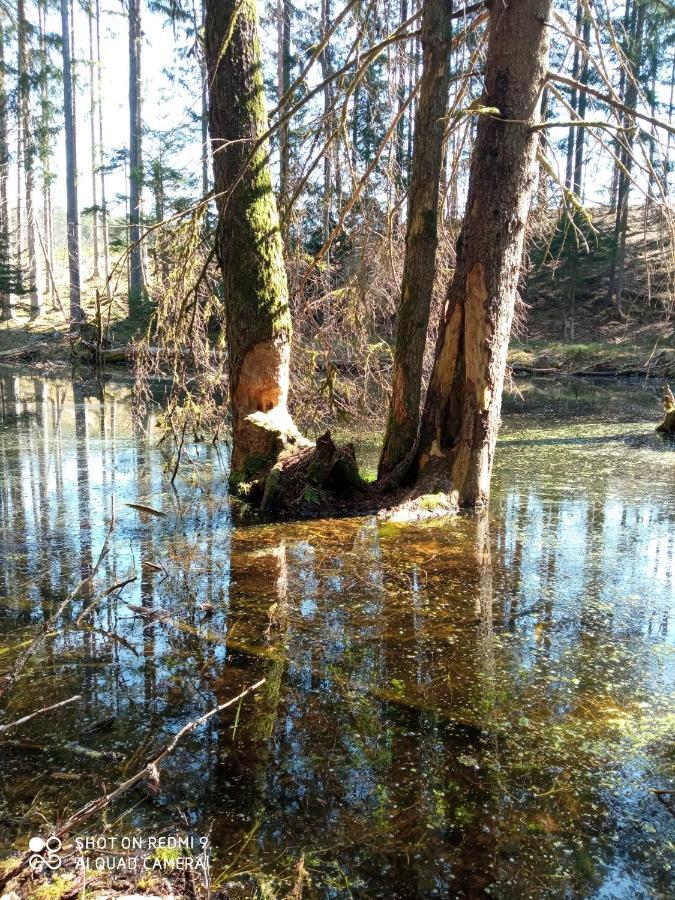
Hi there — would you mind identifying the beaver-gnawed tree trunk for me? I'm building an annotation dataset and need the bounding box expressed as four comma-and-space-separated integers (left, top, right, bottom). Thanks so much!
410, 0, 552, 510
205, 0, 305, 479
657, 385, 675, 434
378, 0, 453, 480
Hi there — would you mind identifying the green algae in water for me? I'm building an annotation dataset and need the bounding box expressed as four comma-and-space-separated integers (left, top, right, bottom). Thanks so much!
0, 371, 673, 898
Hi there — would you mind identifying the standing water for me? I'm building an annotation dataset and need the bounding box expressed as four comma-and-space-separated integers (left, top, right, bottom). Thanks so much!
0, 370, 673, 898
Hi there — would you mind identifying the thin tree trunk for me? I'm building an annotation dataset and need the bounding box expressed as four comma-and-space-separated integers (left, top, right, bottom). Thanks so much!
38, 0, 54, 300
276, 0, 291, 203
199, 0, 209, 197
88, 1, 99, 279
377, 0, 453, 479
95, 0, 111, 301
565, 1, 582, 192
0, 20, 11, 320
607, 0, 645, 315
573, 13, 591, 198
205, 0, 305, 476
60, 0, 82, 332
18, 0, 40, 316
128, 0, 144, 307
412, 0, 551, 509
320, 0, 333, 254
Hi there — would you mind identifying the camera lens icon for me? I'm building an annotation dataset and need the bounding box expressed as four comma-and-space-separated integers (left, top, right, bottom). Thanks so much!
29, 836, 62, 871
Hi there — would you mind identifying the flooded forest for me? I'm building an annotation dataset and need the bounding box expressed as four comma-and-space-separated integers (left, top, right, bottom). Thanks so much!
0, 0, 674, 897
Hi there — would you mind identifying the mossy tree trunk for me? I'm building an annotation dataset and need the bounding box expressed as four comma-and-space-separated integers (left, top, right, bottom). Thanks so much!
205, 0, 304, 479
377, 0, 453, 480
412, 0, 551, 509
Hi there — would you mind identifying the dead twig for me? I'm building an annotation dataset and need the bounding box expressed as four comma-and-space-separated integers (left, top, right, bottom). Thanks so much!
0, 694, 82, 735
0, 678, 265, 893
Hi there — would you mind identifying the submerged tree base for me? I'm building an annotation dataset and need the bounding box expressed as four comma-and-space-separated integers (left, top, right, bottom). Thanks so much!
656, 386, 675, 435
656, 409, 675, 434
230, 430, 465, 523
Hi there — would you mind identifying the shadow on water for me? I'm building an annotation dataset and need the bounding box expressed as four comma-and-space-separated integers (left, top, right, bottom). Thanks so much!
0, 370, 673, 898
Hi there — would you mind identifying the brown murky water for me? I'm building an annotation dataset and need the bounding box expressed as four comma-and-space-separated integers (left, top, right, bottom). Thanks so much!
0, 369, 673, 898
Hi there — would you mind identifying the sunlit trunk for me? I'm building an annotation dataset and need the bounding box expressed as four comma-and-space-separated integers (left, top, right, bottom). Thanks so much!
413, 0, 551, 509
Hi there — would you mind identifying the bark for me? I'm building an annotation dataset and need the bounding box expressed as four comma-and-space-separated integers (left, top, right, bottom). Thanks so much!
320, 0, 333, 252
0, 20, 11, 320
572, 13, 591, 198
60, 0, 82, 332
128, 0, 144, 306
198, 0, 209, 197
38, 0, 54, 300
412, 0, 551, 510
88, 2, 99, 279
95, 0, 111, 301
276, 0, 291, 202
607, 0, 645, 315
377, 0, 453, 479
205, 0, 305, 477
18, 0, 40, 316
564, 1, 581, 192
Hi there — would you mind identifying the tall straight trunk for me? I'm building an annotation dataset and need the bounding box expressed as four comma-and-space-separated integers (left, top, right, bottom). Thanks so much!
205, 0, 304, 476
128, 0, 144, 306
665, 50, 674, 195
573, 13, 591, 198
413, 0, 551, 508
0, 20, 11, 320
199, 0, 209, 197
564, 1, 582, 191
395, 0, 408, 202
607, 0, 645, 314
609, 0, 632, 213
276, 0, 291, 202
377, 0, 452, 479
16, 100, 23, 294
60, 0, 82, 332
320, 0, 333, 251
88, 2, 99, 278
18, 0, 40, 316
38, 0, 54, 299
95, 0, 111, 300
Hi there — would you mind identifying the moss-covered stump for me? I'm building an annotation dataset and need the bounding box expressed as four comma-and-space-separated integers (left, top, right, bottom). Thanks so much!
231, 430, 378, 519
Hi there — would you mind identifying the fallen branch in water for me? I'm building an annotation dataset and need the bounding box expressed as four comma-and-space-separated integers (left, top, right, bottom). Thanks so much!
0, 678, 265, 893
0, 694, 82, 735
0, 498, 116, 701
75, 573, 137, 626
125, 502, 166, 517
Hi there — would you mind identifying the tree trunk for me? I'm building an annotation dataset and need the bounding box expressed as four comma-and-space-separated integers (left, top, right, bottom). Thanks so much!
128, 0, 144, 307
607, 0, 645, 315
18, 0, 40, 317
60, 0, 82, 333
88, 1, 99, 279
38, 0, 54, 301
205, 0, 305, 477
276, 0, 291, 203
0, 20, 11, 320
95, 0, 111, 301
198, 0, 209, 197
411, 0, 551, 510
564, 1, 581, 192
377, 0, 452, 479
572, 13, 590, 198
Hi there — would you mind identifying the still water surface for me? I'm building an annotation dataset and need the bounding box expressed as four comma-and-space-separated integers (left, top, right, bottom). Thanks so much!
0, 370, 673, 898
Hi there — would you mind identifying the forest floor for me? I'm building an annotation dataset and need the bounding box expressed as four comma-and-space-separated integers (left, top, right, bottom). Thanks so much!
1, 206, 673, 377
